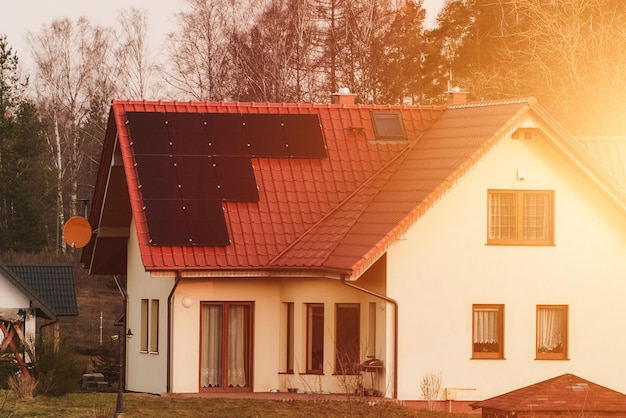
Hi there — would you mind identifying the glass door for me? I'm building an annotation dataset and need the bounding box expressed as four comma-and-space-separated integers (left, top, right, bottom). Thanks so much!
200, 302, 252, 390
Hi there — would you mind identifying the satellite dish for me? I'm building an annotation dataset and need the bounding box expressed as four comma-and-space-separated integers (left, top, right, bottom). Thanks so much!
63, 216, 92, 248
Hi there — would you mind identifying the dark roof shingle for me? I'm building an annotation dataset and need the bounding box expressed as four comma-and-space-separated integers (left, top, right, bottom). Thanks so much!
6, 265, 78, 316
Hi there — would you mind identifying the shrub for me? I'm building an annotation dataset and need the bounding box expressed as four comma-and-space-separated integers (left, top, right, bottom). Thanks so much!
7, 371, 37, 398
0, 361, 19, 389
34, 338, 85, 396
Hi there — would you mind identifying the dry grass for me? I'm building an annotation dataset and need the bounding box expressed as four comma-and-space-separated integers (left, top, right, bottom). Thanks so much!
0, 391, 472, 418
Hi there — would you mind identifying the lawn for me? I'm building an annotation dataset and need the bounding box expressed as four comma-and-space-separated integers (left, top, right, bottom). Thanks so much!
0, 391, 472, 418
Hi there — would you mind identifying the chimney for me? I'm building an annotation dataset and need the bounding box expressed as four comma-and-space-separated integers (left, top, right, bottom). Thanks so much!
447, 86, 468, 105
331, 87, 357, 105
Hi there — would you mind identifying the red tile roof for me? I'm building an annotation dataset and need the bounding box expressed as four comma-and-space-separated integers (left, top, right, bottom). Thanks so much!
82, 98, 626, 277
471, 374, 626, 414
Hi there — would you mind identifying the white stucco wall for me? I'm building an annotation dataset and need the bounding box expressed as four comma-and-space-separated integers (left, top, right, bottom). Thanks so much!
0, 273, 31, 309
387, 116, 626, 401
170, 276, 389, 395
125, 220, 174, 394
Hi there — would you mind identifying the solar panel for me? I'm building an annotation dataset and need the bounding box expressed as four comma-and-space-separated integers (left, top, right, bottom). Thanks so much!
282, 114, 327, 157
125, 111, 326, 246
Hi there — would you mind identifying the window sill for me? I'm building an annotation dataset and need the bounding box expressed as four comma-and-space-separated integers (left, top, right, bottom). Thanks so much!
535, 357, 569, 361
485, 242, 556, 247
471, 357, 506, 360
278, 372, 295, 375
302, 371, 324, 375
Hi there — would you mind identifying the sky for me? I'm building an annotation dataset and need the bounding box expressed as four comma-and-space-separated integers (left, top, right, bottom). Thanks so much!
1, 0, 445, 73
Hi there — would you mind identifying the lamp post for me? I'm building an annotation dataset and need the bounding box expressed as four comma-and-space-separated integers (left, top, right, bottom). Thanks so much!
113, 328, 132, 418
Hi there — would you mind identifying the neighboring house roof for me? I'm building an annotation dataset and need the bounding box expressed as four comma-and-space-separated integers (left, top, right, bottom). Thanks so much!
6, 265, 78, 316
82, 98, 626, 279
0, 263, 56, 320
470, 373, 626, 414
575, 136, 626, 188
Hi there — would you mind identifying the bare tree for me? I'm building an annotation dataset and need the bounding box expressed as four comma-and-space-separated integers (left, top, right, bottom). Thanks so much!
493, 0, 626, 134
28, 17, 116, 254
114, 8, 161, 99
164, 0, 242, 101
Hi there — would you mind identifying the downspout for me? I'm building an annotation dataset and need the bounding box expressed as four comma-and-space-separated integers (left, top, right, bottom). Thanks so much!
340, 276, 398, 400
166, 272, 181, 393
38, 319, 59, 345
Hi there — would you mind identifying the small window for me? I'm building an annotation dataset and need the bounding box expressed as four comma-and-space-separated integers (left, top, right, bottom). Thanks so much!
281, 302, 294, 374
487, 190, 554, 245
472, 304, 504, 359
140, 298, 159, 353
306, 303, 324, 373
150, 299, 159, 353
371, 111, 406, 140
140, 299, 149, 352
536, 305, 568, 360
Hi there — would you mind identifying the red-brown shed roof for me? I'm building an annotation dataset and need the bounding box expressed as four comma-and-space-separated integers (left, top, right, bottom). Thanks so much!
471, 374, 626, 415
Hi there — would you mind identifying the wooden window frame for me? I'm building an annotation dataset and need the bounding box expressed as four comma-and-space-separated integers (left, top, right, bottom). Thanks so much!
283, 302, 294, 374
487, 189, 555, 246
140, 299, 149, 352
149, 299, 159, 353
536, 305, 568, 360
472, 304, 505, 360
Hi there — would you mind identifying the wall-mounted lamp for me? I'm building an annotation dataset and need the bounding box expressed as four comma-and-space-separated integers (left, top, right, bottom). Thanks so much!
126, 328, 133, 339
181, 296, 193, 309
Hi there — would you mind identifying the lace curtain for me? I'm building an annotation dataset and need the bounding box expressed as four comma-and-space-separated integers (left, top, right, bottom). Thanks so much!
488, 193, 516, 240
200, 304, 247, 388
473, 308, 500, 344
537, 307, 564, 352
523, 193, 549, 240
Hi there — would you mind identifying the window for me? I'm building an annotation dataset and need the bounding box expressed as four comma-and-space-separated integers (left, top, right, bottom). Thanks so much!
200, 302, 253, 389
282, 302, 294, 374
140, 299, 149, 352
150, 299, 159, 353
371, 111, 406, 140
536, 305, 568, 360
140, 299, 159, 353
472, 304, 504, 359
335, 303, 360, 374
367, 302, 376, 358
306, 303, 324, 373
487, 190, 554, 245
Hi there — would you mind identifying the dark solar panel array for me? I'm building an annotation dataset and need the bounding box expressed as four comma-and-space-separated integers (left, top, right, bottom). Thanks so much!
125, 112, 326, 246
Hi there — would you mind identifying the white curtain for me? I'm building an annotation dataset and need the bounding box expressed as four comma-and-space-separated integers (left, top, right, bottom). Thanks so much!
537, 308, 563, 352
473, 309, 499, 344
228, 305, 247, 387
201, 305, 222, 388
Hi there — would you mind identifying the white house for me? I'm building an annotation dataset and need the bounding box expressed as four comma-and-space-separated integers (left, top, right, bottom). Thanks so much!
82, 94, 626, 409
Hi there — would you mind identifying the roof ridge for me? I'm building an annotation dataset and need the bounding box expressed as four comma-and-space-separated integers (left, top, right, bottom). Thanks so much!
448, 97, 537, 109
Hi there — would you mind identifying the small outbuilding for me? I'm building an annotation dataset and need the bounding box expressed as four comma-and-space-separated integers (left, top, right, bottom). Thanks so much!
470, 374, 626, 418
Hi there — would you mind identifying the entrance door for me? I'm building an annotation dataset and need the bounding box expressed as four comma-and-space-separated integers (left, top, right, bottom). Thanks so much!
200, 302, 253, 390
